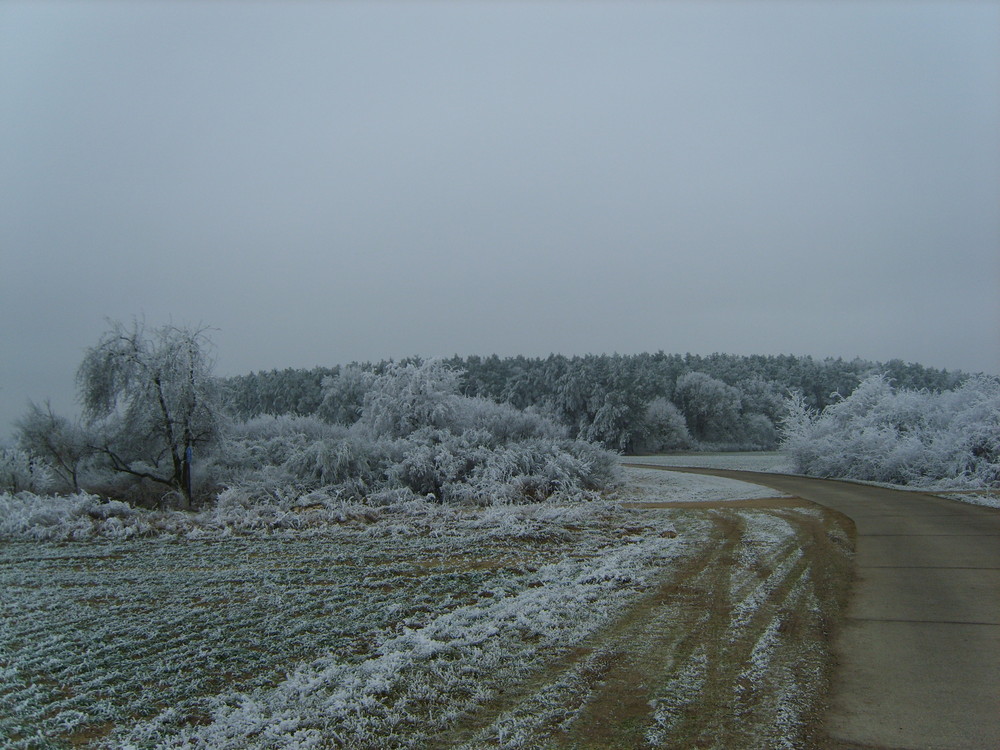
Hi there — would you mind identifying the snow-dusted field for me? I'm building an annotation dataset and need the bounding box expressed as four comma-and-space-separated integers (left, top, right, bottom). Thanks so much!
624, 451, 792, 473
0, 467, 849, 748
0, 499, 707, 748
616, 465, 789, 504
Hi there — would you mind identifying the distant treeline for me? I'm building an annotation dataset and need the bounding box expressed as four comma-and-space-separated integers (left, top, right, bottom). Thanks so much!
222, 353, 967, 453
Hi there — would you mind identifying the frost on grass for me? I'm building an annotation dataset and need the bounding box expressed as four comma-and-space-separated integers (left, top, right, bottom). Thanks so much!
641, 510, 827, 750
616, 465, 789, 504
624, 452, 792, 473
645, 646, 709, 746
729, 514, 802, 634
0, 500, 697, 749
0, 490, 372, 542
441, 506, 839, 750
146, 539, 669, 749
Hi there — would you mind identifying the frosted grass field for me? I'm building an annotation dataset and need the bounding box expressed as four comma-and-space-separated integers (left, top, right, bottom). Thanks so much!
616, 465, 789, 504
624, 452, 791, 473
0, 464, 846, 748
0, 499, 714, 748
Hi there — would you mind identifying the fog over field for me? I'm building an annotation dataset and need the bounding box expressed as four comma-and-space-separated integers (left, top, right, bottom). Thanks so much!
2, 1, 998, 436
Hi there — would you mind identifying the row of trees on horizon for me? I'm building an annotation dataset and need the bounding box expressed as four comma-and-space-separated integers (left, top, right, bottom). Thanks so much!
224, 351, 967, 454
3, 320, 985, 508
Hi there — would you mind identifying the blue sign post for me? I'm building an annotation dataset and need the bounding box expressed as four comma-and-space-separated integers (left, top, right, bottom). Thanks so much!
185, 445, 193, 505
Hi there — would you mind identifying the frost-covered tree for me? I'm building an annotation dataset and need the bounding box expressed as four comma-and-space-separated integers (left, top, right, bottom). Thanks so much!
15, 401, 93, 492
739, 413, 779, 450
581, 392, 639, 452
673, 371, 743, 443
222, 366, 336, 419
631, 397, 691, 454
358, 360, 463, 439
318, 364, 376, 425
77, 320, 221, 506
738, 376, 786, 425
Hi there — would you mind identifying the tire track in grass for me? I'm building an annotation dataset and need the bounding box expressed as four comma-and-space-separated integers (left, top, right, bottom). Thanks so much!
444, 500, 853, 749
439, 513, 741, 749
418, 518, 706, 747
690, 511, 812, 748
567, 512, 742, 749
656, 504, 852, 750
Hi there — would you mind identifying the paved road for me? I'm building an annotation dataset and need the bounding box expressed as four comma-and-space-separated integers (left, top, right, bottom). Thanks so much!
654, 467, 1000, 750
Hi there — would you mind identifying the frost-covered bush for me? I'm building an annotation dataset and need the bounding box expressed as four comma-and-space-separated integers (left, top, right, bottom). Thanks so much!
210, 415, 359, 499
283, 435, 389, 495
5, 358, 618, 514
781, 374, 1000, 487
0, 488, 385, 540
459, 397, 567, 442
218, 360, 620, 506
0, 491, 141, 540
0, 447, 54, 494
383, 429, 616, 505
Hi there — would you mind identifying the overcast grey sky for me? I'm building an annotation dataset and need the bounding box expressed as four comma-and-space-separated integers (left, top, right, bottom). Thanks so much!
2, 0, 998, 437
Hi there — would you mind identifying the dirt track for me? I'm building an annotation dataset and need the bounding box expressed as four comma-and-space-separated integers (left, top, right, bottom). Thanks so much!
656, 466, 1000, 750
434, 492, 854, 749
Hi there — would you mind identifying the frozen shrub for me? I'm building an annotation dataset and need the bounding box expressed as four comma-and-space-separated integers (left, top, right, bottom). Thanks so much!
0, 492, 146, 540
459, 397, 567, 442
93, 359, 622, 511
212, 415, 354, 493
781, 374, 1000, 488
216, 361, 618, 506
0, 447, 54, 494
0, 488, 390, 540
282, 435, 385, 489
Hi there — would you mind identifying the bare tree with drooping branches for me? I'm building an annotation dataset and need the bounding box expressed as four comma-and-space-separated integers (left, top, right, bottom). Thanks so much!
77, 320, 220, 506
15, 400, 93, 492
